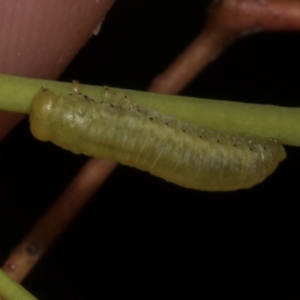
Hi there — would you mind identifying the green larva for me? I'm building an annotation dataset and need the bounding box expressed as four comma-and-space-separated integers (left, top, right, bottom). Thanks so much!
29, 87, 286, 191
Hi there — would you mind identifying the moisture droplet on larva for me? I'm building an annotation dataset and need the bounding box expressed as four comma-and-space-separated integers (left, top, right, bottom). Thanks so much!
30, 87, 286, 192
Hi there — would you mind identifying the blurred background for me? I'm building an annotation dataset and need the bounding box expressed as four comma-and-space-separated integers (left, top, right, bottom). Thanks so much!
1, 0, 300, 298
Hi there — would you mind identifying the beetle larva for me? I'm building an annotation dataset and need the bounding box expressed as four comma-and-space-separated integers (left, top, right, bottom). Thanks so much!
29, 87, 286, 191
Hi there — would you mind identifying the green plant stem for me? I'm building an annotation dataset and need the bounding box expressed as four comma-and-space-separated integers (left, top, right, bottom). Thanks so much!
0, 269, 38, 300
1, 73, 300, 146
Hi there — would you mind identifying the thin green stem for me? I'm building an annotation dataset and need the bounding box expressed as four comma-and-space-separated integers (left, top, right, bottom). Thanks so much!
0, 269, 38, 300
1, 73, 300, 146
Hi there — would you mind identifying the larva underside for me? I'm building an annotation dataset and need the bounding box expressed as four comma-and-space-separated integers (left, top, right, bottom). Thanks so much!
29, 87, 286, 191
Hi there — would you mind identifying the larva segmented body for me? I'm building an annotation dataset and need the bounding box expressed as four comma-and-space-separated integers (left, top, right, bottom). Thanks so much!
29, 87, 286, 191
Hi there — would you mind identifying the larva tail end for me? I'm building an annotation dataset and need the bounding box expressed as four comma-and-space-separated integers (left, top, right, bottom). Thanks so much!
270, 138, 287, 163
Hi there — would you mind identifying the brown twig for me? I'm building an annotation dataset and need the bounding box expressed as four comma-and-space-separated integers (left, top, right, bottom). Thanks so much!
148, 0, 300, 94
2, 158, 116, 282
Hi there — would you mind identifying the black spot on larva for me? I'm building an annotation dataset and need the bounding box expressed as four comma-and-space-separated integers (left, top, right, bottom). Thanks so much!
69, 93, 73, 96
217, 139, 220, 143
166, 122, 169, 125
233, 144, 237, 147
250, 147, 253, 151
182, 129, 186, 132
199, 135, 203, 139
264, 147, 267, 150
110, 104, 114, 108
41, 87, 48, 92
149, 117, 153, 121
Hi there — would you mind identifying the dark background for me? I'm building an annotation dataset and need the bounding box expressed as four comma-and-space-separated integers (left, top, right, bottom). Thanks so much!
1, 0, 300, 298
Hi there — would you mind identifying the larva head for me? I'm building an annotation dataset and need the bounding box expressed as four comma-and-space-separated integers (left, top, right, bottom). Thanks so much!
30, 88, 58, 142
